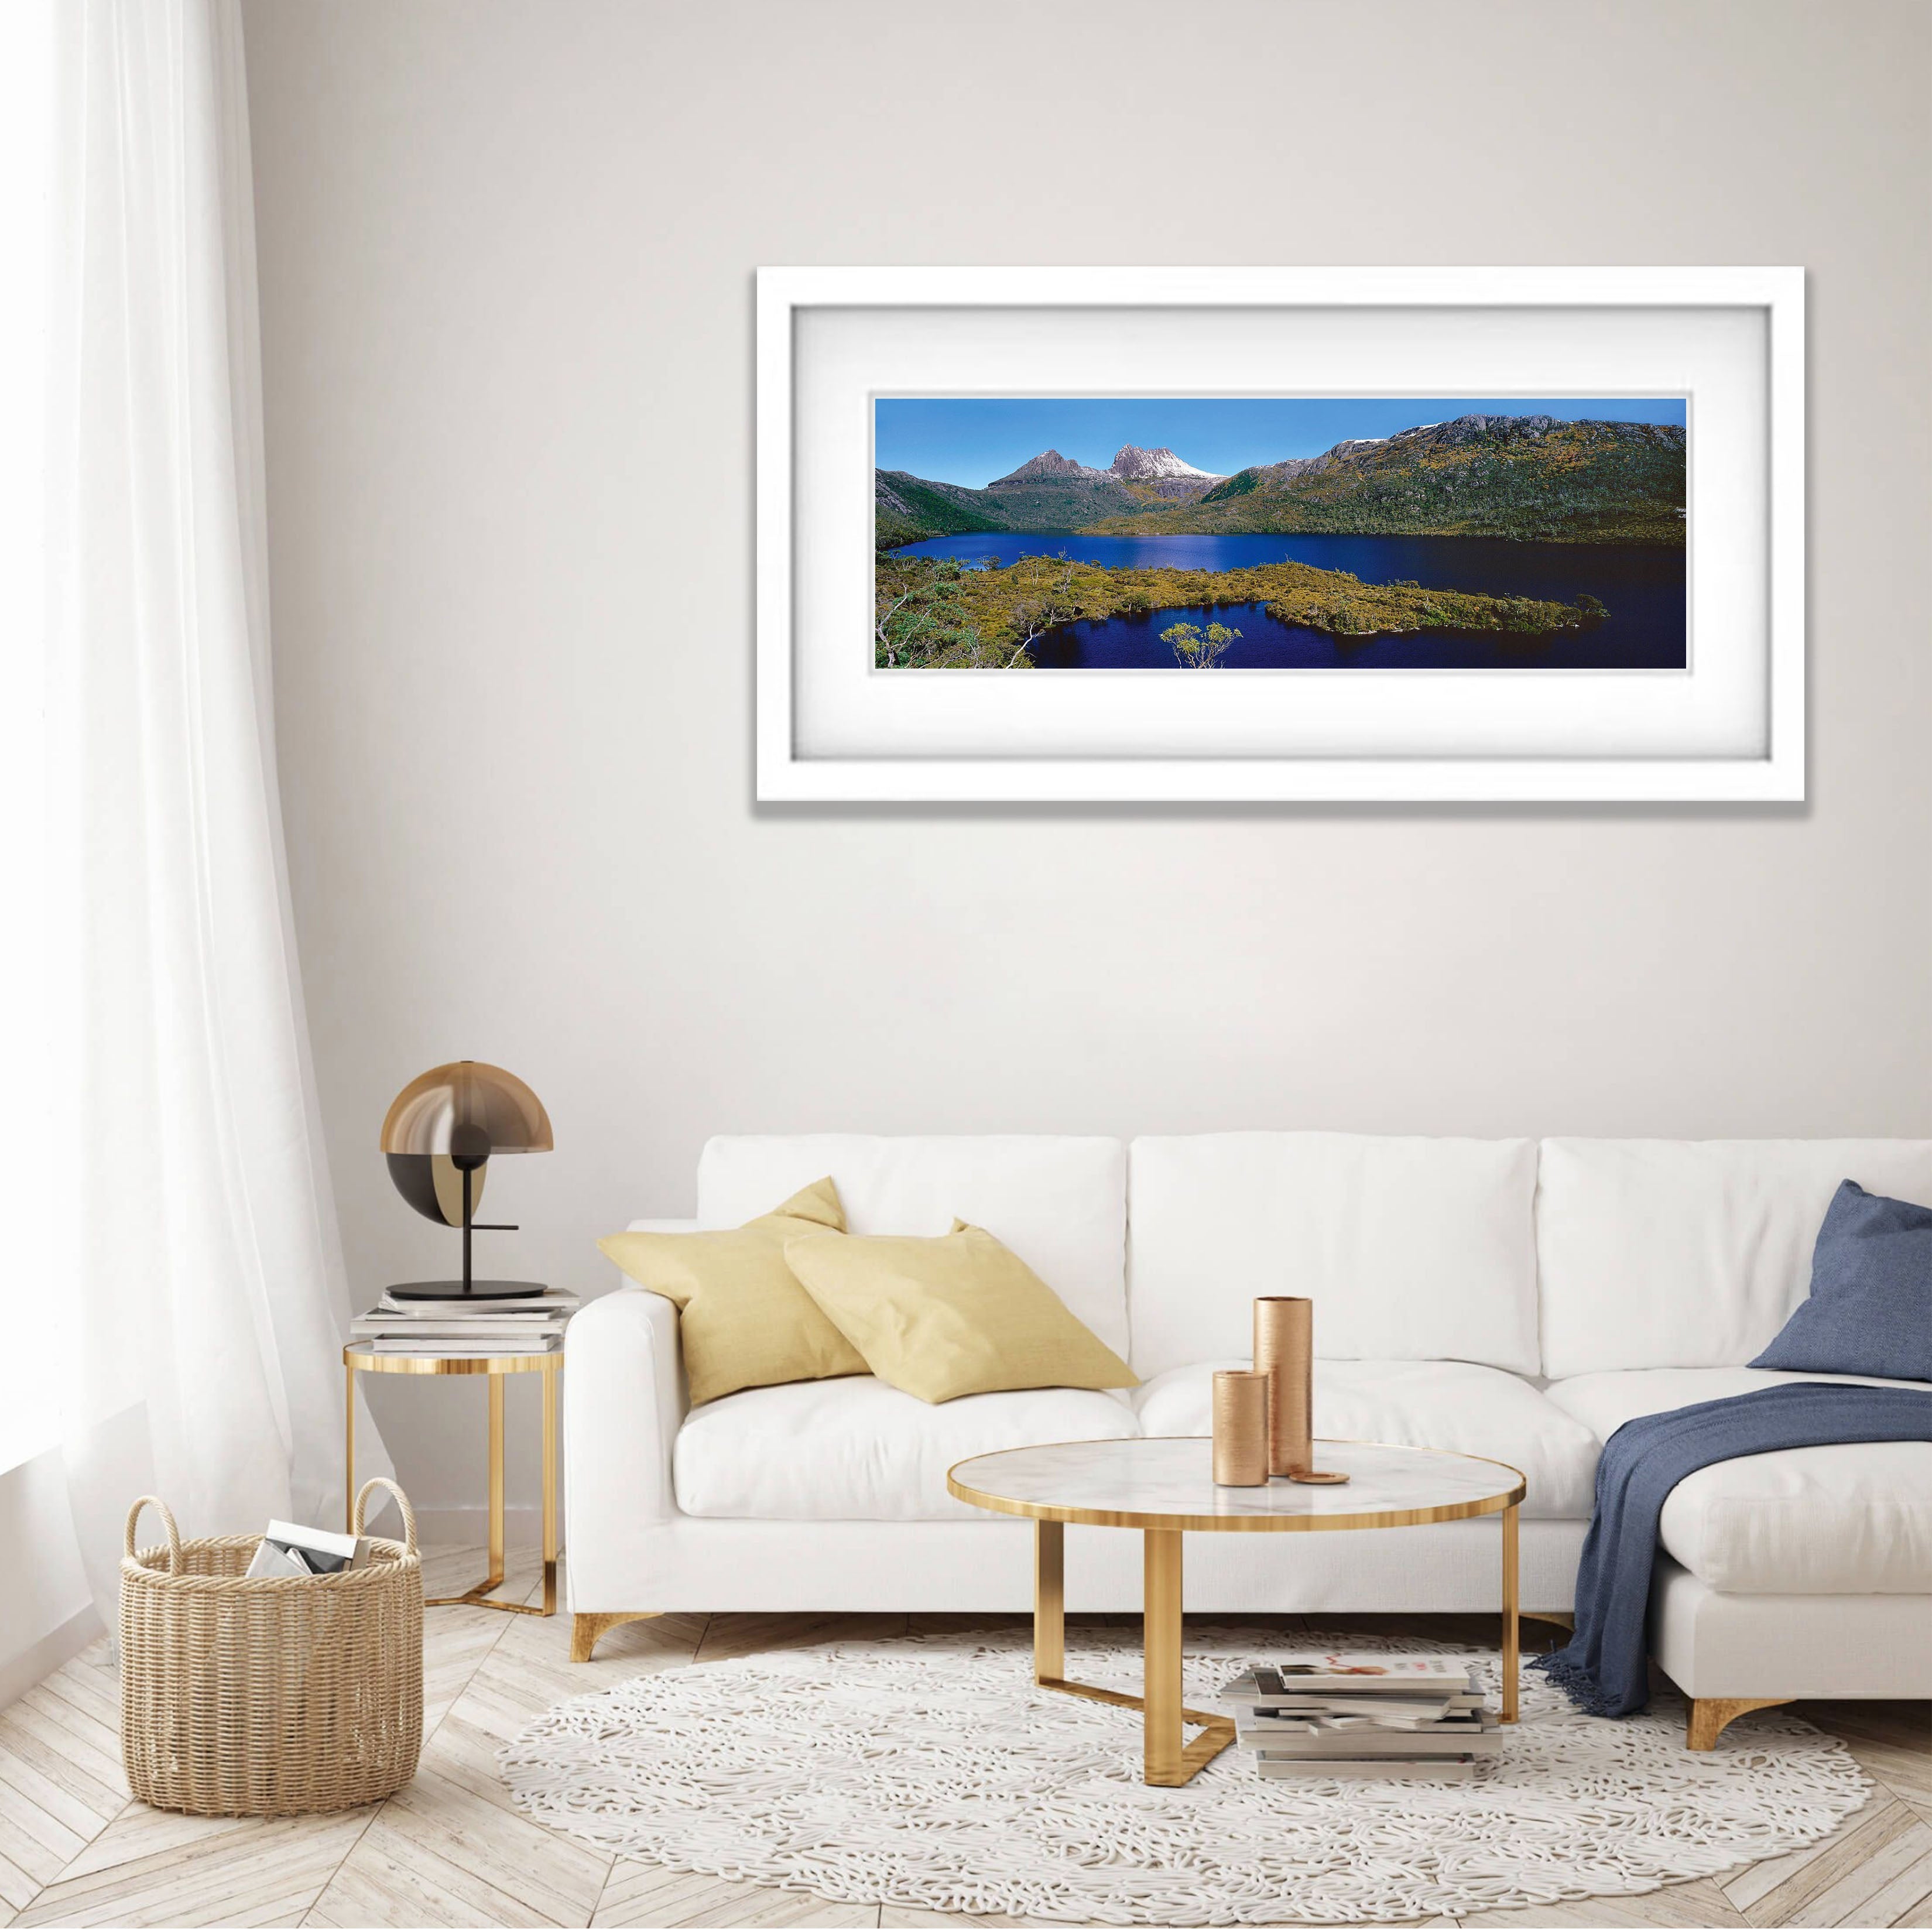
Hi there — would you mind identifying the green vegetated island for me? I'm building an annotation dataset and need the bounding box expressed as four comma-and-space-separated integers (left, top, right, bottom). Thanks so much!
875, 413, 1684, 670
875, 553, 1601, 672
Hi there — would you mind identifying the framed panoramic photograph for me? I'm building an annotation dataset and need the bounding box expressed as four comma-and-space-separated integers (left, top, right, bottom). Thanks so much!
756, 268, 1803, 803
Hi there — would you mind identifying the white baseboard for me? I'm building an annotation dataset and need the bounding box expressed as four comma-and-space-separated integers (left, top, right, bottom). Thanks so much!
0, 1602, 107, 1712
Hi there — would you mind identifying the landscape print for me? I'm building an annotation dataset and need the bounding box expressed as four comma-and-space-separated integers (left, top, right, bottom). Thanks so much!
873, 398, 1687, 670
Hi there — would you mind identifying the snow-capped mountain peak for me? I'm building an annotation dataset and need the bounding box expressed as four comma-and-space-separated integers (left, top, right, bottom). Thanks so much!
1108, 444, 1221, 482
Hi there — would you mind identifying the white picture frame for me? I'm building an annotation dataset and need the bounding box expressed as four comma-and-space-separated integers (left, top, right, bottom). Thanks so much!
756, 266, 1803, 803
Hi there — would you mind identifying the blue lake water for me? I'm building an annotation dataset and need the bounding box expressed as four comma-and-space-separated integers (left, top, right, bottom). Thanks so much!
895, 531, 1687, 670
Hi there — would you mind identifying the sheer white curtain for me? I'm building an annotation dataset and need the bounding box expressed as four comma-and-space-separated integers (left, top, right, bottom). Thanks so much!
17, 0, 387, 1613
0, 0, 57, 1485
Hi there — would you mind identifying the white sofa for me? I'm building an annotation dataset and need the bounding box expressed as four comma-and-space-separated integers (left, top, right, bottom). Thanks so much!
564, 1133, 1932, 1743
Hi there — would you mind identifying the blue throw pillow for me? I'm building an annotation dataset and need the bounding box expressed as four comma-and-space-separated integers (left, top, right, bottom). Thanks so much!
1750, 1179, 1932, 1381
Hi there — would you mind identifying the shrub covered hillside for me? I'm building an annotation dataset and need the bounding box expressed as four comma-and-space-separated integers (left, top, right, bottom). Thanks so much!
875, 552, 1599, 670
873, 472, 1008, 549
1083, 416, 1686, 546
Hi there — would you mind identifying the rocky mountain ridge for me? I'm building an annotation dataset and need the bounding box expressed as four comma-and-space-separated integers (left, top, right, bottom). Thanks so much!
1201, 413, 1678, 499
987, 449, 1111, 486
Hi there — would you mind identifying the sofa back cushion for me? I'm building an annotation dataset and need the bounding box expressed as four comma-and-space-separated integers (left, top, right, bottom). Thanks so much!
696, 1135, 1130, 1359
1537, 1139, 1932, 1378
1126, 1133, 1540, 1379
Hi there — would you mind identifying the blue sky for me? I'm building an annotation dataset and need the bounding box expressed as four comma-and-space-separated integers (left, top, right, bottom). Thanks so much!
875, 397, 1688, 488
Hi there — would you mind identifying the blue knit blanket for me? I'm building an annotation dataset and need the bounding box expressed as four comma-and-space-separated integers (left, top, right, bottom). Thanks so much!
1535, 1381, 1931, 1717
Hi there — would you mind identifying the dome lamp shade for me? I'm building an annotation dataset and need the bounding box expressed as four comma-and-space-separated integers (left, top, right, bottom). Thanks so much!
381, 1061, 554, 1301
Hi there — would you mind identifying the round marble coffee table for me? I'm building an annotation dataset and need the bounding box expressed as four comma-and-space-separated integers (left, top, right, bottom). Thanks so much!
947, 1436, 1526, 1787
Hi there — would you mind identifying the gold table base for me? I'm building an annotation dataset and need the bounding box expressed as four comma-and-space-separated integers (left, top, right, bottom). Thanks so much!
343, 1347, 560, 1617
1033, 1520, 1236, 1785
1029, 1501, 1519, 1785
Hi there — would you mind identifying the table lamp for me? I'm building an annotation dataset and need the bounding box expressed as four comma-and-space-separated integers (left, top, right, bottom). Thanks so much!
381, 1060, 553, 1301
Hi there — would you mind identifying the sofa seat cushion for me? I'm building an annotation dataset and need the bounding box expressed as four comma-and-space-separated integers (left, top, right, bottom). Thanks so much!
1547, 1369, 1932, 1593
674, 1375, 1138, 1522
1131, 1359, 1599, 1518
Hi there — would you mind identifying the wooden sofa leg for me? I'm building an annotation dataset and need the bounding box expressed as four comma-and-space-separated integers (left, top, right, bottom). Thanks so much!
571, 1610, 660, 1663
1686, 1695, 1790, 1750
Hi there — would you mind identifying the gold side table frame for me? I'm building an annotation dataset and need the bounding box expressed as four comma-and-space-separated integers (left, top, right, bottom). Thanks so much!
950, 1437, 1525, 1788
343, 1345, 560, 1616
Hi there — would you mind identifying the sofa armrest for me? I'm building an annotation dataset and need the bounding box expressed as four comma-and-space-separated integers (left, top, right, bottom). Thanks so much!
564, 1253, 688, 1611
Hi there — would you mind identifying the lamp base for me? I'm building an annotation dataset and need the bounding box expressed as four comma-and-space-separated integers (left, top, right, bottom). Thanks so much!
386, 1279, 549, 1301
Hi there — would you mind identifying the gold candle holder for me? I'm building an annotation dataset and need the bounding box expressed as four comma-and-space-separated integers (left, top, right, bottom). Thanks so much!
1211, 1370, 1269, 1485
1252, 1296, 1349, 1485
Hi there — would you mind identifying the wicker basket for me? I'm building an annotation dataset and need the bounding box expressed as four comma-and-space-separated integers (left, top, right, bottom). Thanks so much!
120, 1477, 424, 1816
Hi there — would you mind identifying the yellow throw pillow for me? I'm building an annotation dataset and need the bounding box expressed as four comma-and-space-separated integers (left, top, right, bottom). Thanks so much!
598, 1177, 866, 1406
783, 1219, 1138, 1405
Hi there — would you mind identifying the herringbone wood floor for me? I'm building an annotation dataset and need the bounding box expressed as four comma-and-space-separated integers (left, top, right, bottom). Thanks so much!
1, 1547, 1926, 1928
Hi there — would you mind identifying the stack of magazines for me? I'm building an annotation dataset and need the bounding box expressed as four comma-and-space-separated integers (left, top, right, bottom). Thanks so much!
349, 1289, 580, 1357
1221, 1654, 1499, 1779
245, 1519, 375, 1578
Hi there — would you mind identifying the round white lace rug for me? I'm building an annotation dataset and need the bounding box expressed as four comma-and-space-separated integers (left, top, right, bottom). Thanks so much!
499, 1627, 1869, 1926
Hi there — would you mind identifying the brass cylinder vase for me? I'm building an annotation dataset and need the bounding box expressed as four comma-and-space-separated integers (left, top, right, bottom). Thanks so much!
1211, 1371, 1269, 1485
1252, 1296, 1349, 1485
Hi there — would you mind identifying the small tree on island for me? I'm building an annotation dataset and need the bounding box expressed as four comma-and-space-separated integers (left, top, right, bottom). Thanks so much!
1162, 620, 1241, 670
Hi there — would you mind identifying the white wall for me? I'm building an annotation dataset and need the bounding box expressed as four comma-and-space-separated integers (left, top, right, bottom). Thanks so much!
0, 1455, 96, 1709
241, 0, 1932, 1516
